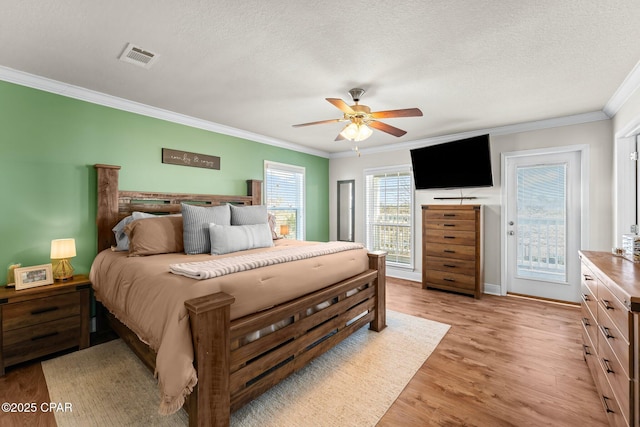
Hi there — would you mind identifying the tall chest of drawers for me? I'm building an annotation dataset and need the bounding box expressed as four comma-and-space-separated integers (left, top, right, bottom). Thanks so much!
422, 204, 483, 299
579, 251, 640, 427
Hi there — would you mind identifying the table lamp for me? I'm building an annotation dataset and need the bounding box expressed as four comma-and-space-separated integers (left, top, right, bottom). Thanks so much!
50, 238, 76, 281
279, 224, 289, 238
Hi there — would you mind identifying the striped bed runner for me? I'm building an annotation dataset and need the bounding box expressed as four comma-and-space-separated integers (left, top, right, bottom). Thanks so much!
169, 241, 364, 280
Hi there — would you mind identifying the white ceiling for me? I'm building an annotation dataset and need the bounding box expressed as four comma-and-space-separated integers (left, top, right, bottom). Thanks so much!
2, 1, 640, 156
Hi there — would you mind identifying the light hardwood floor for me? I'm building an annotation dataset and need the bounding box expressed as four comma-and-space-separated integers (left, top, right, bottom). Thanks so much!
0, 278, 608, 426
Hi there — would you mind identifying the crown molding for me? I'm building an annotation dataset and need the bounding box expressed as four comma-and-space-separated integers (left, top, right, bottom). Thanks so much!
0, 66, 331, 158
603, 58, 640, 117
329, 110, 610, 158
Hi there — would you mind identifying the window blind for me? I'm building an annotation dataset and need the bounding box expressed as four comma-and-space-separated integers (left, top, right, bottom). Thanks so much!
265, 161, 305, 240
365, 167, 413, 267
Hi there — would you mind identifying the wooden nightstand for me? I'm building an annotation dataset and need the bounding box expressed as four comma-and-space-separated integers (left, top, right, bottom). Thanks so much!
0, 274, 90, 375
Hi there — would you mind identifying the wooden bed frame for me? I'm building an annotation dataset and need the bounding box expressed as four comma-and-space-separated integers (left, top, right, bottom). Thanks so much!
94, 164, 387, 427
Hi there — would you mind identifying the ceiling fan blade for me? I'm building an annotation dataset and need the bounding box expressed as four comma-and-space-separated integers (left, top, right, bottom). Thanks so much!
368, 120, 407, 137
370, 108, 423, 119
326, 98, 355, 114
292, 118, 342, 127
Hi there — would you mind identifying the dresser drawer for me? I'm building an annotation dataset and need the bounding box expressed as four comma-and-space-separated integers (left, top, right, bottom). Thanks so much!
425, 269, 476, 290
3, 315, 81, 367
424, 242, 476, 261
424, 219, 476, 232
597, 336, 631, 423
581, 281, 597, 323
581, 303, 598, 351
424, 229, 476, 246
593, 358, 629, 427
581, 263, 598, 299
597, 307, 630, 378
597, 283, 630, 343
2, 292, 81, 332
423, 210, 477, 221
424, 257, 476, 277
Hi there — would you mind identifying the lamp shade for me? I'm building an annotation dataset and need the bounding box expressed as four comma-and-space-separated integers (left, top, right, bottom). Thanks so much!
339, 123, 373, 142
279, 224, 289, 236
50, 238, 77, 259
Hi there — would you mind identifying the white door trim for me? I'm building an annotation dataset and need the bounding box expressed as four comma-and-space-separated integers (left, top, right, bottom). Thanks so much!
500, 144, 590, 296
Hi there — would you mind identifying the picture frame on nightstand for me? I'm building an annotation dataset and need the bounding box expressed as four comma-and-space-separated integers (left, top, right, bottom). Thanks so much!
14, 263, 54, 290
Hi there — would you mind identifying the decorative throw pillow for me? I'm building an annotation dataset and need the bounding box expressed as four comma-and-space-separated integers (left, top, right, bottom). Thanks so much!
182, 203, 231, 254
125, 216, 184, 256
112, 212, 156, 251
209, 223, 274, 255
229, 204, 268, 225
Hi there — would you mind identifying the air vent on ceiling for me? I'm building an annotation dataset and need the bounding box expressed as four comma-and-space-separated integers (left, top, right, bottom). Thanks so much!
119, 43, 159, 69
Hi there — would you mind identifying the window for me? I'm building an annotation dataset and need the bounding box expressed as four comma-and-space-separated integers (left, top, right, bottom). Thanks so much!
365, 166, 414, 268
265, 161, 305, 240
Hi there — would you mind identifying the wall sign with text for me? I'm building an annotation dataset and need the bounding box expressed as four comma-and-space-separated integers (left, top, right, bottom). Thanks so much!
162, 148, 220, 170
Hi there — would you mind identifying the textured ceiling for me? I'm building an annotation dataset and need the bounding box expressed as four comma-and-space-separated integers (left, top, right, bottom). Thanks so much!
2, 1, 640, 155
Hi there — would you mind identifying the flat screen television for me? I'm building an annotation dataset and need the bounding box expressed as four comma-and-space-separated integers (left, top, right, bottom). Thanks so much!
410, 134, 493, 190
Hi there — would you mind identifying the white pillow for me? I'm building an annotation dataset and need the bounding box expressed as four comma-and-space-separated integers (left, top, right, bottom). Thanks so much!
209, 223, 274, 255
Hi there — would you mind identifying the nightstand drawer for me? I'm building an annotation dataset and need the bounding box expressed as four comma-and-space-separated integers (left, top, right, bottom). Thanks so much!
3, 315, 81, 367
2, 292, 80, 332
424, 229, 476, 246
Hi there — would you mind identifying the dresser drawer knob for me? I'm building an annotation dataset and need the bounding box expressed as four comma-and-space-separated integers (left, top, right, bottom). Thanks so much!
600, 326, 615, 340
582, 317, 591, 327
581, 293, 590, 302
443, 264, 457, 268
600, 299, 614, 310
602, 396, 615, 414
443, 224, 455, 227
602, 358, 615, 374
31, 306, 59, 315
443, 214, 456, 217
583, 274, 593, 281
31, 331, 59, 341
444, 236, 455, 239
582, 344, 592, 355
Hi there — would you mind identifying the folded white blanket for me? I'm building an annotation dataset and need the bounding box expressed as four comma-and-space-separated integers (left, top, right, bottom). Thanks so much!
169, 241, 365, 280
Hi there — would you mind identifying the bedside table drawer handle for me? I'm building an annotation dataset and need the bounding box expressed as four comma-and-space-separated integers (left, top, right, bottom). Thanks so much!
443, 249, 455, 254
31, 306, 59, 315
31, 331, 59, 341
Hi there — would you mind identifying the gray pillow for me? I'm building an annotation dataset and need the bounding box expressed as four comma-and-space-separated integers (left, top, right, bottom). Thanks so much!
112, 212, 156, 251
209, 223, 274, 255
229, 204, 268, 225
182, 203, 231, 254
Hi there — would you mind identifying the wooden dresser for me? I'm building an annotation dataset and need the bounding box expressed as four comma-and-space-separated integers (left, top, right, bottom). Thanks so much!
421, 204, 483, 298
579, 251, 640, 426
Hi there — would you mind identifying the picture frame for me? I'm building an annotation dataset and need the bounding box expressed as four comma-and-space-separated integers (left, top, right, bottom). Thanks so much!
14, 264, 54, 290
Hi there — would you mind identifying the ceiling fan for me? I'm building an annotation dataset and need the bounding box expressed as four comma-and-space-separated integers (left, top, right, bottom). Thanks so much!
292, 88, 423, 142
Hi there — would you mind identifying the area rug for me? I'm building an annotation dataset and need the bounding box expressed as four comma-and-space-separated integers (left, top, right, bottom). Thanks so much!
42, 310, 449, 427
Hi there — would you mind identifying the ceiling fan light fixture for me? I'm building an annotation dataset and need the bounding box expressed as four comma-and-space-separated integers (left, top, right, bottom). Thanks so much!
340, 123, 373, 141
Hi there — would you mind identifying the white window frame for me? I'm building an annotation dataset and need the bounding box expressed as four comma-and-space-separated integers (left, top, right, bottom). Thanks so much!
264, 160, 306, 240
364, 165, 414, 269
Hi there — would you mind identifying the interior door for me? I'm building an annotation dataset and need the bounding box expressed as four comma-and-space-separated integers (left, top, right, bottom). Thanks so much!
505, 150, 582, 302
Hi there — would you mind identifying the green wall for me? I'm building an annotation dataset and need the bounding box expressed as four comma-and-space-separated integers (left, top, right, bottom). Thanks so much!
0, 81, 329, 284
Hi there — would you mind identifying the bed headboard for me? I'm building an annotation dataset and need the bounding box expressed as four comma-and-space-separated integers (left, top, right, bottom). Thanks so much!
95, 164, 262, 252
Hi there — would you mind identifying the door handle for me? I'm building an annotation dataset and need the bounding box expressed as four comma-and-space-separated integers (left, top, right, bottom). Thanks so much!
508, 231, 514, 236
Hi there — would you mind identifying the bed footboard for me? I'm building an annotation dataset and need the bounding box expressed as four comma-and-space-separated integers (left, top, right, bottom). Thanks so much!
183, 251, 386, 427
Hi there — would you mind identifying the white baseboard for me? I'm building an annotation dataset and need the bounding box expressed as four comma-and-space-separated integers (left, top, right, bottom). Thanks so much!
483, 282, 502, 296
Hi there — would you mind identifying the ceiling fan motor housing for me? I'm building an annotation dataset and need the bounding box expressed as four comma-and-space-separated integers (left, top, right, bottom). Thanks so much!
348, 88, 366, 102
